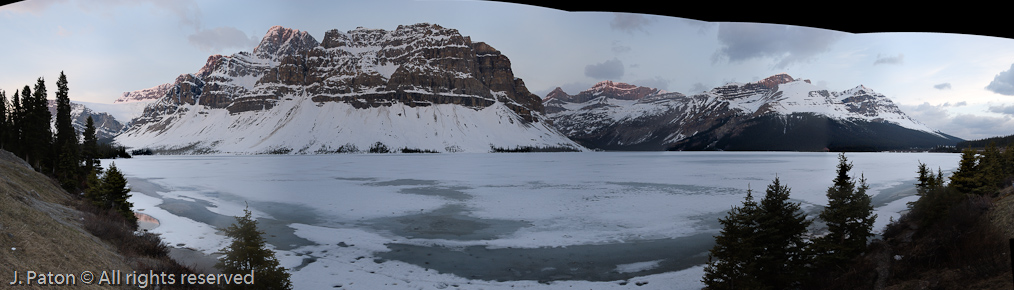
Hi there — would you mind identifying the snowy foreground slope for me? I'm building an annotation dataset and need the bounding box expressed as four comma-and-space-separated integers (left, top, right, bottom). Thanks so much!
115, 23, 584, 153
545, 74, 963, 151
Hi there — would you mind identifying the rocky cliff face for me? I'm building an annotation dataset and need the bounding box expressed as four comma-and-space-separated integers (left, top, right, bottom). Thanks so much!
133, 24, 542, 122
545, 74, 962, 151
117, 23, 582, 153
114, 83, 172, 103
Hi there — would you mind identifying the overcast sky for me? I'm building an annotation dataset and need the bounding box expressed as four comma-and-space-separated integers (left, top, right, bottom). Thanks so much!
2, 0, 1013, 140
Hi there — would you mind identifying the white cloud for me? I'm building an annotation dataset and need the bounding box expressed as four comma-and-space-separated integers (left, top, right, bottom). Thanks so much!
985, 63, 1014, 96
873, 54, 904, 65
988, 104, 1014, 116
902, 102, 1014, 140
609, 13, 654, 34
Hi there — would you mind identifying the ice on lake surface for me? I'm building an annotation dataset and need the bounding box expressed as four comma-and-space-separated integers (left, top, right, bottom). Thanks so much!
106, 151, 960, 289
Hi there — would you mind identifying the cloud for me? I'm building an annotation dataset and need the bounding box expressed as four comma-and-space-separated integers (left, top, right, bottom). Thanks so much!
873, 53, 904, 65
933, 83, 951, 90
584, 59, 625, 80
942, 101, 966, 107
674, 17, 716, 34
902, 102, 1014, 140
985, 63, 1014, 95
689, 83, 710, 93
610, 13, 655, 34
712, 23, 844, 69
188, 26, 259, 53
988, 104, 1014, 116
611, 41, 631, 54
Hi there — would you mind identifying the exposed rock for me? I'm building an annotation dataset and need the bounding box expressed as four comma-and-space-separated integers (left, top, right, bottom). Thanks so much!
128, 23, 544, 124
116, 23, 584, 153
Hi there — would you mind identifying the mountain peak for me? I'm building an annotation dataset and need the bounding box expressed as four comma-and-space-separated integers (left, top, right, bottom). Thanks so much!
544, 87, 570, 101
843, 84, 878, 96
584, 81, 662, 100
253, 25, 319, 58
754, 73, 797, 89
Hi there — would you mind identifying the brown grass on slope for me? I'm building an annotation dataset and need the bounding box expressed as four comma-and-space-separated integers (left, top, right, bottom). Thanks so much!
0, 149, 133, 289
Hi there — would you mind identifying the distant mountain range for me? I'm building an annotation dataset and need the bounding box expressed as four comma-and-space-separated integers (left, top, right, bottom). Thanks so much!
46, 100, 123, 142
544, 74, 963, 151
62, 23, 961, 153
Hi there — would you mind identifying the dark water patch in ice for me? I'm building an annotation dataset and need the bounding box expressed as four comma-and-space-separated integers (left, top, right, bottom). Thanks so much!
159, 198, 237, 229
333, 177, 377, 182
870, 181, 918, 208
154, 197, 315, 251
376, 233, 715, 282
399, 186, 471, 201
687, 211, 728, 231
683, 158, 788, 164
127, 176, 318, 251
606, 182, 742, 195
126, 177, 172, 198
365, 179, 439, 186
365, 204, 530, 240
245, 201, 321, 250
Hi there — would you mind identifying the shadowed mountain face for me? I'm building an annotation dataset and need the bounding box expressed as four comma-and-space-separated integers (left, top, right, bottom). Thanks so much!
116, 23, 584, 154
545, 74, 963, 151
47, 100, 123, 142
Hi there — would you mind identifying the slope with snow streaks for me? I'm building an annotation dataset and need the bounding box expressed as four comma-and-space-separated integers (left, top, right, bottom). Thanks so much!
116, 94, 581, 153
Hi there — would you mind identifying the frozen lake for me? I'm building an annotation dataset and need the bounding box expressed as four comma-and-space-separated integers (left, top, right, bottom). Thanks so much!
106, 151, 960, 289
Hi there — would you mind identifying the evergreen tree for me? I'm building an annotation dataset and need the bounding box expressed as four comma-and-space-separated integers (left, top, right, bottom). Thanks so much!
83, 162, 136, 227
813, 154, 876, 269
705, 178, 811, 289
101, 162, 136, 227
949, 148, 981, 194
975, 142, 1003, 194
703, 186, 765, 289
753, 177, 812, 289
82, 116, 99, 173
54, 71, 80, 191
9, 89, 21, 156
915, 161, 935, 194
0, 90, 6, 150
216, 207, 293, 290
83, 167, 105, 207
20, 80, 53, 170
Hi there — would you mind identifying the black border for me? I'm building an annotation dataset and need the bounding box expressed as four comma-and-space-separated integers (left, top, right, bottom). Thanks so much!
495, 1, 1007, 40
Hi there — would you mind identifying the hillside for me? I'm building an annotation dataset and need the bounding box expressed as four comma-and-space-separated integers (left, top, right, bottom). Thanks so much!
0, 149, 132, 288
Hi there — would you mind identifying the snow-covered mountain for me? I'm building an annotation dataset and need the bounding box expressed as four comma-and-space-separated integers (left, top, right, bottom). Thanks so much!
47, 100, 124, 141
545, 74, 963, 151
116, 23, 585, 154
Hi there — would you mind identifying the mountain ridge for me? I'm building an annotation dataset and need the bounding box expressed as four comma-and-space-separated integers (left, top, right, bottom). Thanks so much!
544, 74, 962, 151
